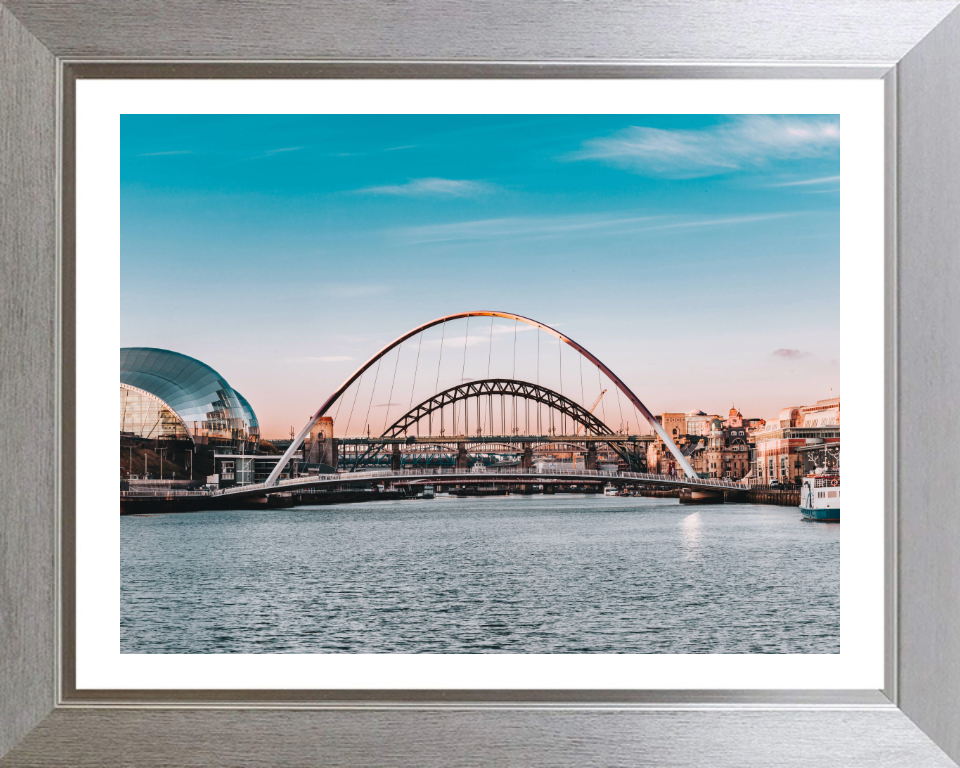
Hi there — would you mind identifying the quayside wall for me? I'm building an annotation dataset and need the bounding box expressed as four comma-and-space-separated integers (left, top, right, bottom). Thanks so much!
120, 489, 406, 515
745, 488, 801, 506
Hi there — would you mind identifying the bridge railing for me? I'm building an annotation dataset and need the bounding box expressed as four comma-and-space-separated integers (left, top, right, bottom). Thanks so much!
121, 490, 212, 498
214, 466, 749, 495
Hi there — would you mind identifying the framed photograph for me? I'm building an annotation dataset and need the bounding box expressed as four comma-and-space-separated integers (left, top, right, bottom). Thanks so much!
2, 2, 960, 766
96, 80, 879, 686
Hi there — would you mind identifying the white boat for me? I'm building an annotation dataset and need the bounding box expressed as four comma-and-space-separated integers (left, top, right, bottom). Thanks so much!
603, 484, 619, 497
800, 468, 840, 521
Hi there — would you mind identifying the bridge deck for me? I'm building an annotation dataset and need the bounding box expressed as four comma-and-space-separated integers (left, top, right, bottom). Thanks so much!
206, 468, 747, 501
336, 434, 656, 445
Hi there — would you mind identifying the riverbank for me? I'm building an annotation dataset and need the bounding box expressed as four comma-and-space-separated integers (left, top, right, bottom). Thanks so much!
121, 489, 407, 515
745, 488, 801, 506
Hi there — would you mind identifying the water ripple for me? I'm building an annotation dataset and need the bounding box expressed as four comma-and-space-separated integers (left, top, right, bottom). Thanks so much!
121, 495, 839, 654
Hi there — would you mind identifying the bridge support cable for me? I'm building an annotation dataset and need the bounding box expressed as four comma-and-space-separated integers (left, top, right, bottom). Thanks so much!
487, 317, 494, 379
511, 319, 518, 437
408, 333, 422, 413
382, 343, 402, 435
265, 311, 696, 487
557, 334, 563, 397
330, 381, 347, 438
615, 380, 625, 434
598, 366, 608, 427
536, 327, 540, 387
632, 401, 643, 439
343, 371, 365, 437
558, 335, 565, 435
362, 355, 382, 438
579, 354, 586, 418
460, 316, 469, 385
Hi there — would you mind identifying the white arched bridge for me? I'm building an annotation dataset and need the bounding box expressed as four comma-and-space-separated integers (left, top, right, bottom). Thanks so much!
264, 310, 699, 489
212, 466, 748, 501
121, 310, 758, 505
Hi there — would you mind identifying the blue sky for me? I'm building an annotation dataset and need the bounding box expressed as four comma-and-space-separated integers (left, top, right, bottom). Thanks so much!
121, 114, 840, 437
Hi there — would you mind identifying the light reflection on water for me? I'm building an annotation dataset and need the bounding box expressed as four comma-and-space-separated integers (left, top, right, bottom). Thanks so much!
121, 495, 840, 654
680, 510, 702, 558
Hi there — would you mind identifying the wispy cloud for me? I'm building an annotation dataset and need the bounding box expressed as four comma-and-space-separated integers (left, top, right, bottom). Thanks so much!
329, 144, 417, 158
421, 324, 561, 350
770, 175, 841, 187
404, 213, 662, 244
138, 150, 194, 157
403, 211, 793, 245
491, 323, 538, 335
358, 178, 493, 197
771, 348, 811, 360
568, 116, 840, 178
250, 146, 304, 160
642, 213, 796, 233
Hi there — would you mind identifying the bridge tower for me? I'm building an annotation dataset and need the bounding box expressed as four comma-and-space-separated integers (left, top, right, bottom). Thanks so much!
305, 417, 336, 468
391, 443, 401, 472
585, 443, 598, 471
521, 443, 533, 471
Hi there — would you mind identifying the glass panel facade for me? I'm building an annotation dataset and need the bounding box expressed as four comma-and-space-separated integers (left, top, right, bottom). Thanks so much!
233, 390, 260, 445
119, 385, 191, 441
120, 347, 258, 448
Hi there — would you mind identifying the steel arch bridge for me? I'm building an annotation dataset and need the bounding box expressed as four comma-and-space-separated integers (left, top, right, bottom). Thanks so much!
265, 310, 696, 486
346, 378, 644, 471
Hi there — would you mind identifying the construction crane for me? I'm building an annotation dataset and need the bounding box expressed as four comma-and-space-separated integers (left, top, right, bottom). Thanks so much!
575, 389, 607, 435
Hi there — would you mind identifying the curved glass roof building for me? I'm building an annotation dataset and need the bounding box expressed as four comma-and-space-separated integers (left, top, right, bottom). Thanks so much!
120, 347, 259, 448
233, 390, 260, 439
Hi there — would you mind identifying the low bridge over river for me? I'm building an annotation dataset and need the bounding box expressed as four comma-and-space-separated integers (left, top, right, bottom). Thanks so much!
206, 467, 748, 502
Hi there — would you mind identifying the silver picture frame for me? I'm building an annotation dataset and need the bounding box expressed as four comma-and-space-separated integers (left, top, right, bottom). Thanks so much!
2, 2, 959, 764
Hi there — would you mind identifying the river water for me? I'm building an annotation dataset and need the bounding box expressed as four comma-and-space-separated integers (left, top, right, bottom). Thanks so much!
121, 494, 839, 654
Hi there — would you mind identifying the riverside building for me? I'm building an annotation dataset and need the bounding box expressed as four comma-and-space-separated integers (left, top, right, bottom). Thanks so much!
751, 398, 840, 485
120, 347, 260, 480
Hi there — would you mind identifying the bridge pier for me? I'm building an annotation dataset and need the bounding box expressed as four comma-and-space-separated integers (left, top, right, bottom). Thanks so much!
521, 443, 533, 471
629, 443, 646, 472
679, 488, 724, 505
306, 417, 337, 467
391, 443, 401, 472
456, 443, 469, 470
585, 444, 597, 471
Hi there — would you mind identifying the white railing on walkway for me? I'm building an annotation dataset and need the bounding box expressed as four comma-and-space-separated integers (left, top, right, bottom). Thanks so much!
121, 490, 211, 497
212, 466, 749, 496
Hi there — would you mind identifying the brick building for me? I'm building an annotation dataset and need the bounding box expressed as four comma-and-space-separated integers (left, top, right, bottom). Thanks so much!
751, 399, 840, 485
702, 418, 752, 480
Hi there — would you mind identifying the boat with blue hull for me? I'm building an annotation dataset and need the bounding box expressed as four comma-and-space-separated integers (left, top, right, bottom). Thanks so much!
800, 469, 840, 522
